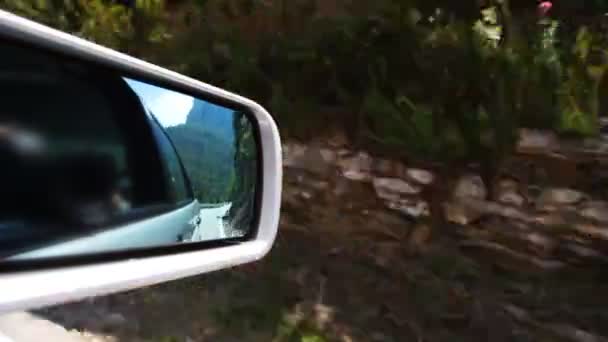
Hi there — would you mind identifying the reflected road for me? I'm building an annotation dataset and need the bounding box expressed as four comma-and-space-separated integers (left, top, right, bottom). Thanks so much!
190, 203, 232, 242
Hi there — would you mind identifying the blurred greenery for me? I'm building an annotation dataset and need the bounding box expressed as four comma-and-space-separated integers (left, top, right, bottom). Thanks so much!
3, 0, 608, 173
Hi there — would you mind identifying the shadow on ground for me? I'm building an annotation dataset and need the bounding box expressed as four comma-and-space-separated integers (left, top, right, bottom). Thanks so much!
35, 220, 608, 342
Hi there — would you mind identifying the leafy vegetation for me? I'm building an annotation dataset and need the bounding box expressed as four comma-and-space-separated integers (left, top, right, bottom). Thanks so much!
6, 0, 608, 164
0, 0, 167, 52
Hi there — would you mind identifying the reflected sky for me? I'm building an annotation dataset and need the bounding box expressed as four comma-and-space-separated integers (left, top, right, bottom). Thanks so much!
125, 78, 193, 127
123, 78, 237, 141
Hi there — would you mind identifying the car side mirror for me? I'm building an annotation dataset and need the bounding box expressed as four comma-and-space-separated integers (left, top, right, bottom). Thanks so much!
0, 9, 282, 313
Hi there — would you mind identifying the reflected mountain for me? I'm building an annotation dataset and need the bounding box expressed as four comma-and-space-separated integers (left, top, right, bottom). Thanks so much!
165, 100, 237, 203
185, 99, 235, 139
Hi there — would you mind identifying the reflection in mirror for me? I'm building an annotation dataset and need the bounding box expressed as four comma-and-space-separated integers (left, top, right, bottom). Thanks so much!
0, 42, 258, 263
125, 79, 258, 240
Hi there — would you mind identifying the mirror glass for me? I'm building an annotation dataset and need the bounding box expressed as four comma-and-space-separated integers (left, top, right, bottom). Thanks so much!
0, 43, 258, 262
125, 79, 258, 240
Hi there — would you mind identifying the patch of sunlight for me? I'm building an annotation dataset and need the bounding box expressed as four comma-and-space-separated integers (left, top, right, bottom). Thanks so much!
273, 303, 333, 342
124, 78, 193, 128
156, 336, 180, 342
301, 334, 327, 342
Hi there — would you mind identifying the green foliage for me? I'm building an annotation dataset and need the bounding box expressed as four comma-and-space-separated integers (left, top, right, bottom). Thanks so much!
557, 26, 608, 136
2, 0, 607, 164
0, 0, 167, 52
79, 0, 133, 48
363, 90, 440, 158
130, 0, 170, 53
155, 337, 180, 342
274, 318, 330, 342
300, 335, 327, 342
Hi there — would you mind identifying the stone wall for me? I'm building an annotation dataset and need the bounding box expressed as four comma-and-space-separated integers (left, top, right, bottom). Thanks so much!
282, 129, 608, 273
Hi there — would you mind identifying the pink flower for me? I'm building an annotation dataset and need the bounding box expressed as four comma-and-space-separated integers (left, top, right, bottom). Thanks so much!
538, 1, 553, 17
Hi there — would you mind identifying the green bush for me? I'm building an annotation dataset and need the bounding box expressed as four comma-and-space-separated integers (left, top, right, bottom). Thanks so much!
0, 0, 167, 52
3, 0, 606, 160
